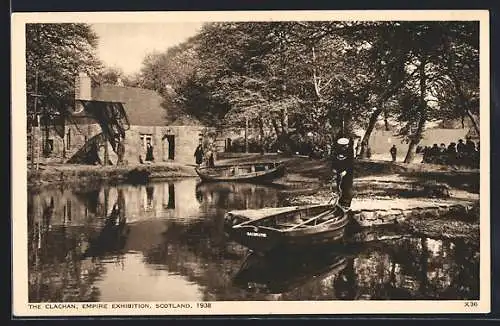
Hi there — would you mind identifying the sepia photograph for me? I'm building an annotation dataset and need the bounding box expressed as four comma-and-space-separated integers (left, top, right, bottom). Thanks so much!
11, 10, 490, 316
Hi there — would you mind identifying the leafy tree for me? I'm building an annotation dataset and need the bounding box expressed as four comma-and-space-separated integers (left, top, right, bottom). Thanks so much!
135, 21, 479, 161
26, 23, 102, 130
437, 22, 480, 135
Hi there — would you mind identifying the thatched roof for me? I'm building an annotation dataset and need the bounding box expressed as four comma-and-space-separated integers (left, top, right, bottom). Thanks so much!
91, 85, 168, 126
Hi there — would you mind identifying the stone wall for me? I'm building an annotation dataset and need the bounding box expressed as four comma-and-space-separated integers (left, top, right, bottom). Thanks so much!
124, 125, 207, 165
31, 123, 102, 164
32, 123, 207, 166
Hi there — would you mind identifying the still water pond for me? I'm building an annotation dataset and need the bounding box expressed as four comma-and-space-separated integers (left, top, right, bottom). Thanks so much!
28, 178, 479, 302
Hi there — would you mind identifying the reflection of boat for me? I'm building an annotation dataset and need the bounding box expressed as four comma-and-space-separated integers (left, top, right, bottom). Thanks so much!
195, 181, 286, 193
195, 181, 285, 209
224, 204, 350, 253
233, 247, 348, 294
195, 161, 286, 183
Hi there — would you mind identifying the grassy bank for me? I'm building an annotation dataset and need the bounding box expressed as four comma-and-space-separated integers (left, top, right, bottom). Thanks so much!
27, 162, 197, 190
27, 153, 481, 244
28, 153, 479, 193
218, 153, 479, 194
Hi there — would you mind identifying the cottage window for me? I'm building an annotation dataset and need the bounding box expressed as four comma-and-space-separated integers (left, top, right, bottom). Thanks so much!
140, 134, 153, 148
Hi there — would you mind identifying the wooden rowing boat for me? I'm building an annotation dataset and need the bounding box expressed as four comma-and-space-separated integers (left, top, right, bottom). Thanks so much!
232, 247, 348, 293
224, 203, 350, 253
195, 161, 286, 183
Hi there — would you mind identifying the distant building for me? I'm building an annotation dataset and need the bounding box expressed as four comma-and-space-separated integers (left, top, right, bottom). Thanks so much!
33, 73, 209, 166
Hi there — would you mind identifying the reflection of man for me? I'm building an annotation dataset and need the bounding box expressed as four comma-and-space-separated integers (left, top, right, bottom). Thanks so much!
42, 197, 55, 231
331, 137, 354, 209
333, 258, 358, 300
116, 136, 125, 166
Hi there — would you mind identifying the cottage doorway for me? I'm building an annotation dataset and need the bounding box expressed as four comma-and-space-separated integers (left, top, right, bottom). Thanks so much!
162, 135, 175, 161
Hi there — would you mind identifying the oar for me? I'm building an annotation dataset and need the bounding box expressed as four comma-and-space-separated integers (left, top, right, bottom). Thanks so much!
286, 207, 336, 230
287, 171, 350, 231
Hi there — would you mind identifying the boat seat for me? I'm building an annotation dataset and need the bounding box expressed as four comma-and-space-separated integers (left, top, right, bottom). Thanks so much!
276, 223, 306, 228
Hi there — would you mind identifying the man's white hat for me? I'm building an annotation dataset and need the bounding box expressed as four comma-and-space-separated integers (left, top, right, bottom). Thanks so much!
337, 137, 349, 145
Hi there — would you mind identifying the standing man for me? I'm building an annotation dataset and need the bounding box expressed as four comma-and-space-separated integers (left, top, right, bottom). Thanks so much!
390, 144, 397, 162
331, 136, 355, 210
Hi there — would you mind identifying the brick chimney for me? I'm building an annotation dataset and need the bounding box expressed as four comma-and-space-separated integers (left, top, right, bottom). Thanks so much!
75, 72, 92, 100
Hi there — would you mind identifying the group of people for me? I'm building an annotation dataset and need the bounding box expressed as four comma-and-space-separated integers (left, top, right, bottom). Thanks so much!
386, 138, 480, 168
418, 138, 479, 168
194, 140, 215, 168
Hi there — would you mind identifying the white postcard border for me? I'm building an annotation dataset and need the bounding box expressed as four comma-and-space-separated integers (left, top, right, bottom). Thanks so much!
11, 10, 491, 316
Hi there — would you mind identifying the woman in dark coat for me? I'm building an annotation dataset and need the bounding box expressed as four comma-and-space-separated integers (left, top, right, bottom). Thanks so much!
145, 142, 154, 162
194, 144, 204, 166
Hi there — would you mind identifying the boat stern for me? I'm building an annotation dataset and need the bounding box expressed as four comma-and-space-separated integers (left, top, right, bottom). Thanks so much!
228, 224, 283, 253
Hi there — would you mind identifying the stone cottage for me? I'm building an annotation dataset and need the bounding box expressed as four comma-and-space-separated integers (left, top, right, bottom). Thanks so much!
33, 73, 209, 166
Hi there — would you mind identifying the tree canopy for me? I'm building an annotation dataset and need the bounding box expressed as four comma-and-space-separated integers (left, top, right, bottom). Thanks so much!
149, 21, 480, 160
26, 21, 480, 162
26, 23, 102, 129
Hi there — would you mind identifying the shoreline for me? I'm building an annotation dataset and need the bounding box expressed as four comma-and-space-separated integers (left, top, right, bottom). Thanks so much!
27, 155, 480, 245
27, 162, 198, 190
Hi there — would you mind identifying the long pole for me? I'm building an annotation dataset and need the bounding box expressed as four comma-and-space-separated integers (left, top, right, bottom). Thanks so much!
30, 115, 34, 170
104, 133, 108, 166
245, 116, 249, 153
35, 70, 40, 171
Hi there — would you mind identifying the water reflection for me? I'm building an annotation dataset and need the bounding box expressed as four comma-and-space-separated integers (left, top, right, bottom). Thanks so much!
82, 190, 129, 259
233, 248, 349, 295
195, 182, 285, 210
28, 179, 479, 302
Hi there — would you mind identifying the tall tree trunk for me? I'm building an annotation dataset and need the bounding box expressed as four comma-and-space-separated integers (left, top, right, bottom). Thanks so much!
404, 114, 426, 163
280, 107, 289, 134
360, 107, 383, 158
446, 40, 480, 137
359, 69, 418, 158
465, 109, 480, 137
384, 109, 390, 131
404, 58, 427, 163
258, 115, 265, 155
280, 108, 291, 152
343, 109, 355, 139
274, 109, 292, 154
244, 116, 249, 153
452, 77, 480, 137
271, 117, 281, 139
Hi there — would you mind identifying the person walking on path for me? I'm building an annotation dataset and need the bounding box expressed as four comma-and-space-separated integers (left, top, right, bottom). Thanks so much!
390, 144, 397, 162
